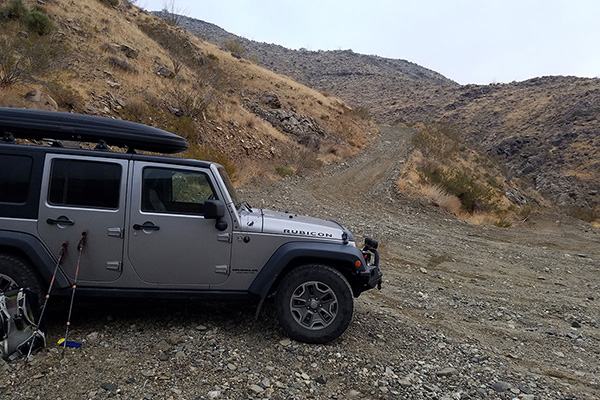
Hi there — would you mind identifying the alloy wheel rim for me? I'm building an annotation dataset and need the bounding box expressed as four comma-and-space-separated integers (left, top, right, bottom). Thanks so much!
289, 281, 338, 330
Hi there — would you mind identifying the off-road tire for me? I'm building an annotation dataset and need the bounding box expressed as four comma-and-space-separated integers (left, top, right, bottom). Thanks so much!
276, 264, 354, 344
0, 254, 43, 297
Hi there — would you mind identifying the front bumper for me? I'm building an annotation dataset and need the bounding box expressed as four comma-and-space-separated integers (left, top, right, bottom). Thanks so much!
357, 237, 382, 293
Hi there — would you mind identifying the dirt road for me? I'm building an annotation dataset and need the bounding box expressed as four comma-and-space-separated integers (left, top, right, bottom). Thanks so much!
2, 126, 599, 400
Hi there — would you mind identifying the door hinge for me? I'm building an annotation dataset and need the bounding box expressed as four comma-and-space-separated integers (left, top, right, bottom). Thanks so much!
215, 264, 229, 275
217, 233, 232, 243
106, 261, 122, 272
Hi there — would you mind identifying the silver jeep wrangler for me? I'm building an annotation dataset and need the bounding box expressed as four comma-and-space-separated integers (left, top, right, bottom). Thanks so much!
0, 108, 382, 343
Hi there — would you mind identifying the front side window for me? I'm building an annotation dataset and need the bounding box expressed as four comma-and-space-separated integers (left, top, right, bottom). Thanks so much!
142, 167, 215, 215
0, 155, 32, 204
48, 159, 121, 209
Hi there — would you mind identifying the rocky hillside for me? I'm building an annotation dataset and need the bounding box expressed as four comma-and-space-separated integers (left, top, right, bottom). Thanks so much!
177, 15, 458, 121
395, 77, 600, 215
177, 16, 599, 221
0, 0, 375, 183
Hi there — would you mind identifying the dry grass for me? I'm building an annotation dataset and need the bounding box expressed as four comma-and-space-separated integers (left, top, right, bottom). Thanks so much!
418, 184, 462, 215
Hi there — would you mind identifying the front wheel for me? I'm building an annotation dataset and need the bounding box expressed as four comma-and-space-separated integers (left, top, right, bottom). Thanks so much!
275, 265, 354, 344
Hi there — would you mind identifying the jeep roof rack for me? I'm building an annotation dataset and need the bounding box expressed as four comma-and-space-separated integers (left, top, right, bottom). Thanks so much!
0, 108, 189, 154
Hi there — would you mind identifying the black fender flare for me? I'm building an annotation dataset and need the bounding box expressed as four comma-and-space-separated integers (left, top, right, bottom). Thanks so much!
249, 241, 365, 317
0, 230, 70, 289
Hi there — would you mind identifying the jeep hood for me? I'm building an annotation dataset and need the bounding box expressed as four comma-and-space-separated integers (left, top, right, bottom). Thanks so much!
240, 208, 351, 242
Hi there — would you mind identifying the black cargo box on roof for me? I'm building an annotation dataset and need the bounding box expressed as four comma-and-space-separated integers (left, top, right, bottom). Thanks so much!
0, 108, 189, 154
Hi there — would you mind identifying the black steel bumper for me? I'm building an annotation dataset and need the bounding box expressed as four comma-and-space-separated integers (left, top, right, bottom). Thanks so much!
358, 237, 382, 291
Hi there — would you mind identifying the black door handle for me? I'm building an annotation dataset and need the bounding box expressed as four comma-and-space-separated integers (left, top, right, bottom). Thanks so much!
46, 217, 74, 226
133, 223, 160, 231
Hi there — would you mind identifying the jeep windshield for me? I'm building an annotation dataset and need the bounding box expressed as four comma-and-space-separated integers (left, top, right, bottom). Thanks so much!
217, 166, 242, 208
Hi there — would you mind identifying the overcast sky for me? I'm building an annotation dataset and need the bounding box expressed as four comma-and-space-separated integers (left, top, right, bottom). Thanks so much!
138, 0, 600, 85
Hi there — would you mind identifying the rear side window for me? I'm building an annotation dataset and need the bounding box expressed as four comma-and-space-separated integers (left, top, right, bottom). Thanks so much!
48, 159, 121, 209
0, 155, 32, 204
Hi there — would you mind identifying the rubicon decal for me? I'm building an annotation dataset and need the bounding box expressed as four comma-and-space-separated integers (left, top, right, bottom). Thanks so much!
283, 229, 333, 238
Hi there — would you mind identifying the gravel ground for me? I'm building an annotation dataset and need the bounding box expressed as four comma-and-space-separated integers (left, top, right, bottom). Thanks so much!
2, 126, 599, 400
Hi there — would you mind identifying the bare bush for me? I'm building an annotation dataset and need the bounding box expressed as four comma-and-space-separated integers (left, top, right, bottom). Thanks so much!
224, 40, 245, 56
107, 56, 138, 73
0, 34, 64, 86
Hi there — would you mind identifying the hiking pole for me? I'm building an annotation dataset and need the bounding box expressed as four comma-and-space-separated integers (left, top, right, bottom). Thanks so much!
62, 231, 86, 358
25, 241, 68, 362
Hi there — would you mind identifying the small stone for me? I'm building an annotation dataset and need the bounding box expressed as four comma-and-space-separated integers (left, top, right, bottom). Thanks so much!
156, 339, 170, 351
567, 331, 581, 339
171, 388, 182, 395
279, 338, 291, 346
88, 391, 97, 398
510, 387, 520, 394
86, 332, 99, 341
249, 384, 264, 393
315, 375, 326, 384
227, 363, 236, 371
158, 352, 169, 361
577, 254, 587, 258
106, 81, 120, 88
196, 324, 208, 331
571, 320, 581, 328
207, 391, 221, 399
492, 381, 511, 392
521, 395, 535, 400
420, 267, 428, 274
125, 378, 135, 384
346, 389, 360, 398
101, 383, 117, 392
518, 386, 532, 394
398, 378, 411, 388
300, 372, 310, 380
436, 367, 457, 376
423, 383, 440, 392
167, 334, 184, 345
142, 369, 155, 377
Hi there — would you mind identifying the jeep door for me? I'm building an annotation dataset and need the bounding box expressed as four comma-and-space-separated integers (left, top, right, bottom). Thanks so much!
127, 162, 232, 288
37, 155, 128, 283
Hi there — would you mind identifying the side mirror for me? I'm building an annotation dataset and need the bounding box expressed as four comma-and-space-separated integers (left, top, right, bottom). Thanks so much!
204, 199, 228, 231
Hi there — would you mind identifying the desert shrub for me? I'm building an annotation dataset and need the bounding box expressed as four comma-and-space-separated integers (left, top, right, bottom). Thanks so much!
570, 206, 600, 223
98, 0, 119, 6
120, 99, 152, 123
321, 91, 331, 97
0, 35, 64, 86
167, 82, 213, 119
99, 43, 118, 54
419, 184, 461, 215
23, 10, 53, 35
494, 218, 512, 228
184, 145, 238, 183
107, 56, 138, 73
47, 80, 84, 110
0, 0, 27, 21
165, 115, 196, 138
224, 40, 245, 56
352, 105, 370, 120
411, 124, 460, 160
320, 114, 329, 120
420, 164, 495, 213
275, 165, 294, 177
247, 54, 259, 64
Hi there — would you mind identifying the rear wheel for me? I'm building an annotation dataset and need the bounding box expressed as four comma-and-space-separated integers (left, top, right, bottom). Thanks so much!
0, 254, 43, 296
276, 264, 354, 344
